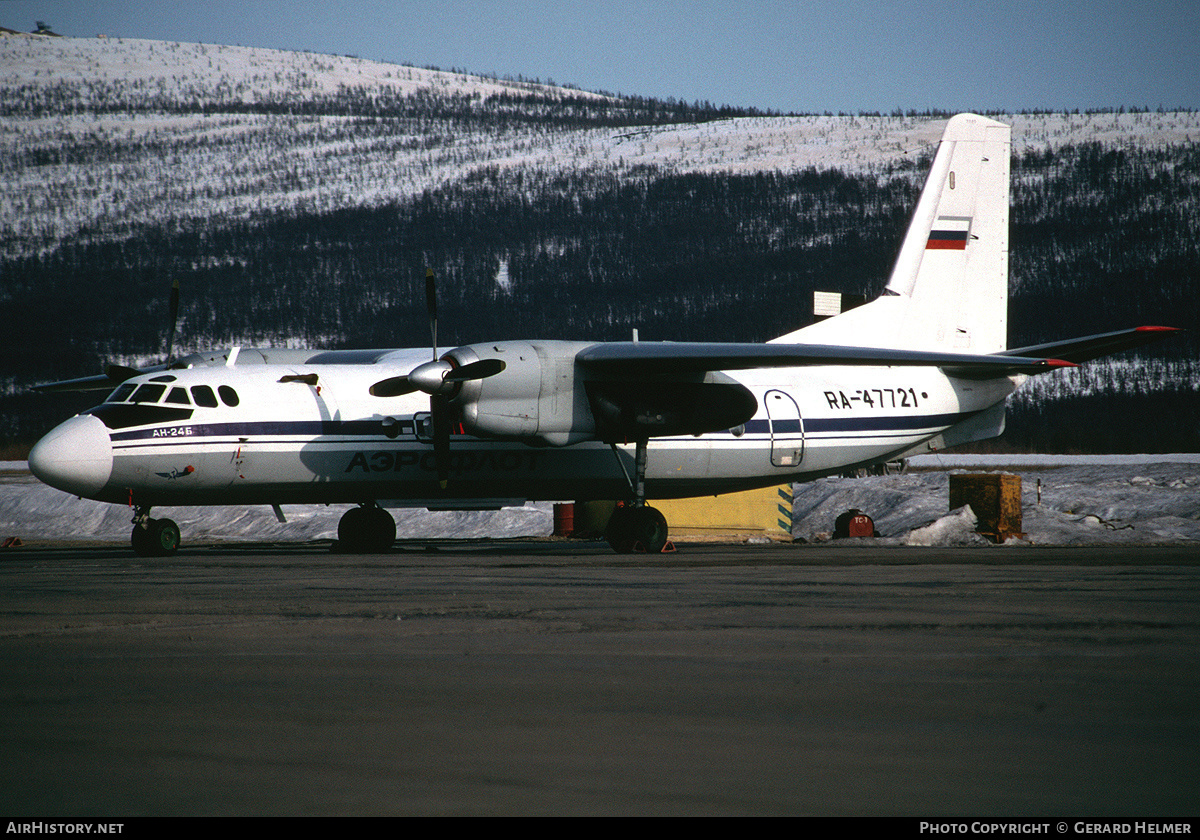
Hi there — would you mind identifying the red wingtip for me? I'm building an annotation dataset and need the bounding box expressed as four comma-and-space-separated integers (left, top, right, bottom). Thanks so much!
1135, 325, 1182, 333
1046, 359, 1078, 368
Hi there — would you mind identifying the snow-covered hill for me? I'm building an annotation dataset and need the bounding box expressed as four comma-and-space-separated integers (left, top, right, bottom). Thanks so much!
0, 34, 612, 106
4, 35, 1198, 262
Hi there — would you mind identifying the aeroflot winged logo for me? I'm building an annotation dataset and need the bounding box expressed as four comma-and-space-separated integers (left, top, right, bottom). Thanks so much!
927, 215, 971, 250
156, 465, 195, 480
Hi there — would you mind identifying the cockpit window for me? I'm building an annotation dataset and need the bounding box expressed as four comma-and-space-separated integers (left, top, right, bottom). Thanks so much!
218, 385, 240, 407
165, 387, 191, 405
130, 384, 167, 404
191, 385, 218, 408
107, 383, 136, 403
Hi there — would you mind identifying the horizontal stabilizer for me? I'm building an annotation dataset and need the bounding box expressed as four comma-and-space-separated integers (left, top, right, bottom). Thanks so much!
1004, 326, 1180, 365
577, 342, 1072, 376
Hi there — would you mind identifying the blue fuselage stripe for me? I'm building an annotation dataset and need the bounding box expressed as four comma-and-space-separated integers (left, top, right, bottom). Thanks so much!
107, 411, 975, 450
743, 410, 975, 435
110, 419, 411, 442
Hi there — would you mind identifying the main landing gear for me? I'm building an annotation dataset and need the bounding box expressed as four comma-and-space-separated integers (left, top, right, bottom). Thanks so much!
604, 503, 670, 554
336, 503, 396, 553
604, 438, 673, 554
131, 505, 181, 557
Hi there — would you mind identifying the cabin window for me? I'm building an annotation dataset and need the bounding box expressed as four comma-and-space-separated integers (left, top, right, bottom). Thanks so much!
107, 383, 137, 403
218, 385, 240, 407
191, 385, 218, 408
130, 384, 167, 404
165, 387, 191, 405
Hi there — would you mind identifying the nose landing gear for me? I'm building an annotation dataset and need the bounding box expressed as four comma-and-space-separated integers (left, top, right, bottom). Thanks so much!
130, 505, 181, 557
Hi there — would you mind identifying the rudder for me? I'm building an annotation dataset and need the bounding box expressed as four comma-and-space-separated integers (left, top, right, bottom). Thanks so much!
772, 114, 1011, 353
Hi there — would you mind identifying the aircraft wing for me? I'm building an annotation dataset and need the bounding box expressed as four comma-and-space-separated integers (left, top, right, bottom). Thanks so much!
1002, 326, 1181, 364
576, 342, 1073, 376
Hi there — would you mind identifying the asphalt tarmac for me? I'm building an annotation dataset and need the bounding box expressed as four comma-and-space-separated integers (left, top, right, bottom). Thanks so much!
1, 540, 1197, 817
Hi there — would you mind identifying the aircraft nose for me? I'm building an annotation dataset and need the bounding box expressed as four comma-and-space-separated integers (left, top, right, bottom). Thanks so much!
29, 414, 114, 498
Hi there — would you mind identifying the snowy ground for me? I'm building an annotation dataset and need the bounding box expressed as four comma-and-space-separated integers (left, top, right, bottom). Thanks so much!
795, 454, 1200, 547
2, 455, 1198, 548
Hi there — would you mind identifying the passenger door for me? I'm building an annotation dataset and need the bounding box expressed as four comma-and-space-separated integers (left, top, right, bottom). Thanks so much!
765, 389, 804, 468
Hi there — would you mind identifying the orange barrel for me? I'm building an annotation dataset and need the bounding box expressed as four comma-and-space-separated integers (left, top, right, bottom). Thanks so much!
553, 503, 576, 537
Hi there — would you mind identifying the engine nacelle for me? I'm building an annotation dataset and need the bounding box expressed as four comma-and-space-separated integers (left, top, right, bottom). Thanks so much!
447, 340, 597, 446
445, 339, 759, 447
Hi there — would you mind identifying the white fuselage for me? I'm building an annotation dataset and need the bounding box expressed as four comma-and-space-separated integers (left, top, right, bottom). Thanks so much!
29, 353, 1020, 509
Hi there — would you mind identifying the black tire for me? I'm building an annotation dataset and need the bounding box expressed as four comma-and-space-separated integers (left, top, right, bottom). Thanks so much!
605, 505, 669, 554
337, 506, 369, 552
131, 524, 154, 556
631, 506, 669, 554
337, 506, 395, 553
365, 506, 396, 552
132, 519, 181, 556
604, 505, 637, 553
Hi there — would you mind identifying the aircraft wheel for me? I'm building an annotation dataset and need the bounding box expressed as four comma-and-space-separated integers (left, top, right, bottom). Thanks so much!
337, 506, 369, 552
605, 505, 669, 554
604, 505, 637, 553
337, 506, 395, 553
631, 506, 669, 554
132, 518, 181, 557
131, 524, 154, 556
152, 519, 181, 556
365, 506, 396, 551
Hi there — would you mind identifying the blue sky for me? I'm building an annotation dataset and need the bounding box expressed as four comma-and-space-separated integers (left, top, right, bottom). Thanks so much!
4, 0, 1199, 113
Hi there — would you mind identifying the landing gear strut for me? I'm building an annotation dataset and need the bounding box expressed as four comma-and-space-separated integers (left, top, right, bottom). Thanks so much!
605, 439, 672, 554
130, 505, 181, 557
337, 503, 396, 553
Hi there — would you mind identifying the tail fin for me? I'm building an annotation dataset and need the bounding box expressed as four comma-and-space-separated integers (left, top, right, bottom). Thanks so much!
772, 113, 1011, 353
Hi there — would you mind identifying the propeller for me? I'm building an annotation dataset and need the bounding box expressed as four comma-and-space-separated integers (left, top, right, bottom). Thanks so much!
370, 358, 506, 398
165, 277, 180, 368
105, 363, 142, 384
425, 267, 438, 359
368, 269, 506, 487
103, 278, 181, 385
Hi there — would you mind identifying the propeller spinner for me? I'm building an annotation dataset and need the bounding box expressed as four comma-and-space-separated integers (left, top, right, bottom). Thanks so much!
370, 358, 506, 398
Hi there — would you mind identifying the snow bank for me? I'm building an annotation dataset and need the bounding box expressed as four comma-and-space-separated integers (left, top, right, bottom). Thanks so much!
791, 457, 1200, 546
3, 456, 1198, 547
902, 506, 991, 547
0, 463, 550, 544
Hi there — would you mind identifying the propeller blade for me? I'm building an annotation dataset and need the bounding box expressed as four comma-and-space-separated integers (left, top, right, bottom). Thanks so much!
88, 280, 182, 390
369, 376, 420, 397
431, 393, 451, 489
106, 364, 142, 383
425, 268, 438, 360
166, 278, 180, 366
444, 358, 506, 382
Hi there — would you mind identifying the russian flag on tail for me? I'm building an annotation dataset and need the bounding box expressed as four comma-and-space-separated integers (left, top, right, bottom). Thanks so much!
927, 216, 971, 250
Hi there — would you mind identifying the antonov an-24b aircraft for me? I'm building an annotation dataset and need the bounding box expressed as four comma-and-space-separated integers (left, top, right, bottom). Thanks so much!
30, 114, 1176, 555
